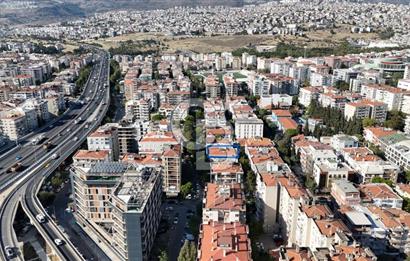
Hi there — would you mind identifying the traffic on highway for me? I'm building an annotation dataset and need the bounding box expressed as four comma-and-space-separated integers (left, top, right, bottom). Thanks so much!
0, 48, 111, 261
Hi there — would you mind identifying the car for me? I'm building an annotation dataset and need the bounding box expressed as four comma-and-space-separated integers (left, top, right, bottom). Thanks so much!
186, 194, 192, 200
185, 233, 194, 241
4, 246, 14, 258
15, 155, 22, 160
54, 238, 64, 246
173, 217, 179, 224
36, 214, 46, 223
165, 206, 173, 211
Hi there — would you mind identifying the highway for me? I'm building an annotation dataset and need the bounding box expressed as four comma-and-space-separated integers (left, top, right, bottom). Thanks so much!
0, 47, 110, 261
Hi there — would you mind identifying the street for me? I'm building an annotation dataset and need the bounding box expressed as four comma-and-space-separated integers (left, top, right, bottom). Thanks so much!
51, 183, 110, 261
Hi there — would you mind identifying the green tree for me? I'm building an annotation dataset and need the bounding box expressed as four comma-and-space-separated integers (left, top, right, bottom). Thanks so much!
180, 182, 193, 198
384, 110, 405, 131
38, 191, 56, 206
152, 114, 165, 121
246, 170, 256, 197
334, 81, 350, 91
158, 250, 169, 261
403, 197, 410, 213
362, 118, 376, 128
177, 241, 196, 261
51, 176, 63, 190
371, 177, 393, 187
405, 171, 410, 183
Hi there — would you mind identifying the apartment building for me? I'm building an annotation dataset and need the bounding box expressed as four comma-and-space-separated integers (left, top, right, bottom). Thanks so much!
110, 167, 162, 261
295, 204, 333, 248
161, 145, 181, 196
360, 84, 405, 111
87, 125, 120, 161
0, 111, 28, 140
342, 147, 399, 183
71, 162, 127, 240
299, 142, 337, 175
202, 183, 246, 224
21, 98, 50, 123
234, 117, 264, 139
360, 183, 403, 209
363, 127, 398, 148
310, 72, 331, 87
223, 75, 239, 97
138, 131, 179, 154
210, 162, 243, 184
344, 100, 387, 123
248, 74, 270, 97
72, 150, 110, 168
313, 159, 354, 189
330, 134, 359, 152
278, 179, 310, 246
386, 139, 410, 171
197, 222, 252, 261
331, 180, 361, 207
125, 98, 150, 121
298, 87, 322, 108
319, 93, 347, 111
255, 174, 286, 233
367, 206, 410, 254
204, 75, 220, 98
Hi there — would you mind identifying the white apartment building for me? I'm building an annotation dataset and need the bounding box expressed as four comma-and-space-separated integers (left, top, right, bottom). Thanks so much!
87, 125, 120, 161
22, 98, 50, 123
313, 159, 354, 188
138, 131, 179, 154
235, 117, 264, 139
386, 139, 410, 171
295, 204, 333, 248
360, 183, 403, 209
278, 181, 309, 246
330, 134, 359, 152
342, 147, 399, 183
248, 74, 270, 97
310, 72, 331, 87
298, 87, 321, 108
344, 100, 387, 123
210, 162, 243, 184
331, 180, 361, 207
125, 98, 150, 121
360, 84, 404, 111
0, 111, 28, 140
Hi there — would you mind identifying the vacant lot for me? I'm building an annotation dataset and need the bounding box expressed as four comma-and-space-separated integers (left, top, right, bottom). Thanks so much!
89, 25, 381, 53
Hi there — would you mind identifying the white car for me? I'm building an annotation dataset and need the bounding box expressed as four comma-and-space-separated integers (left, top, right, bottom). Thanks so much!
36, 214, 46, 223
54, 239, 64, 246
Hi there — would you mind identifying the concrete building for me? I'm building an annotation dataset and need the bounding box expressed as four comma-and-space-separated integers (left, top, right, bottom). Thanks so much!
110, 167, 162, 261
210, 162, 243, 184
360, 183, 403, 209
386, 139, 410, 171
202, 183, 246, 224
87, 125, 120, 161
330, 180, 361, 207
344, 100, 387, 123
234, 117, 264, 139
197, 222, 252, 261
125, 98, 150, 121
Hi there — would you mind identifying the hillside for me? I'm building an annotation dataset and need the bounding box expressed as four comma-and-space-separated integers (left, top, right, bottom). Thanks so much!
0, 0, 267, 26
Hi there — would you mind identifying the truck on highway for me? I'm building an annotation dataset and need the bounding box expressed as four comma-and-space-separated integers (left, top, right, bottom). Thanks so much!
36, 214, 46, 223
43, 142, 52, 151
51, 153, 59, 160
9, 163, 22, 173
31, 134, 45, 145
